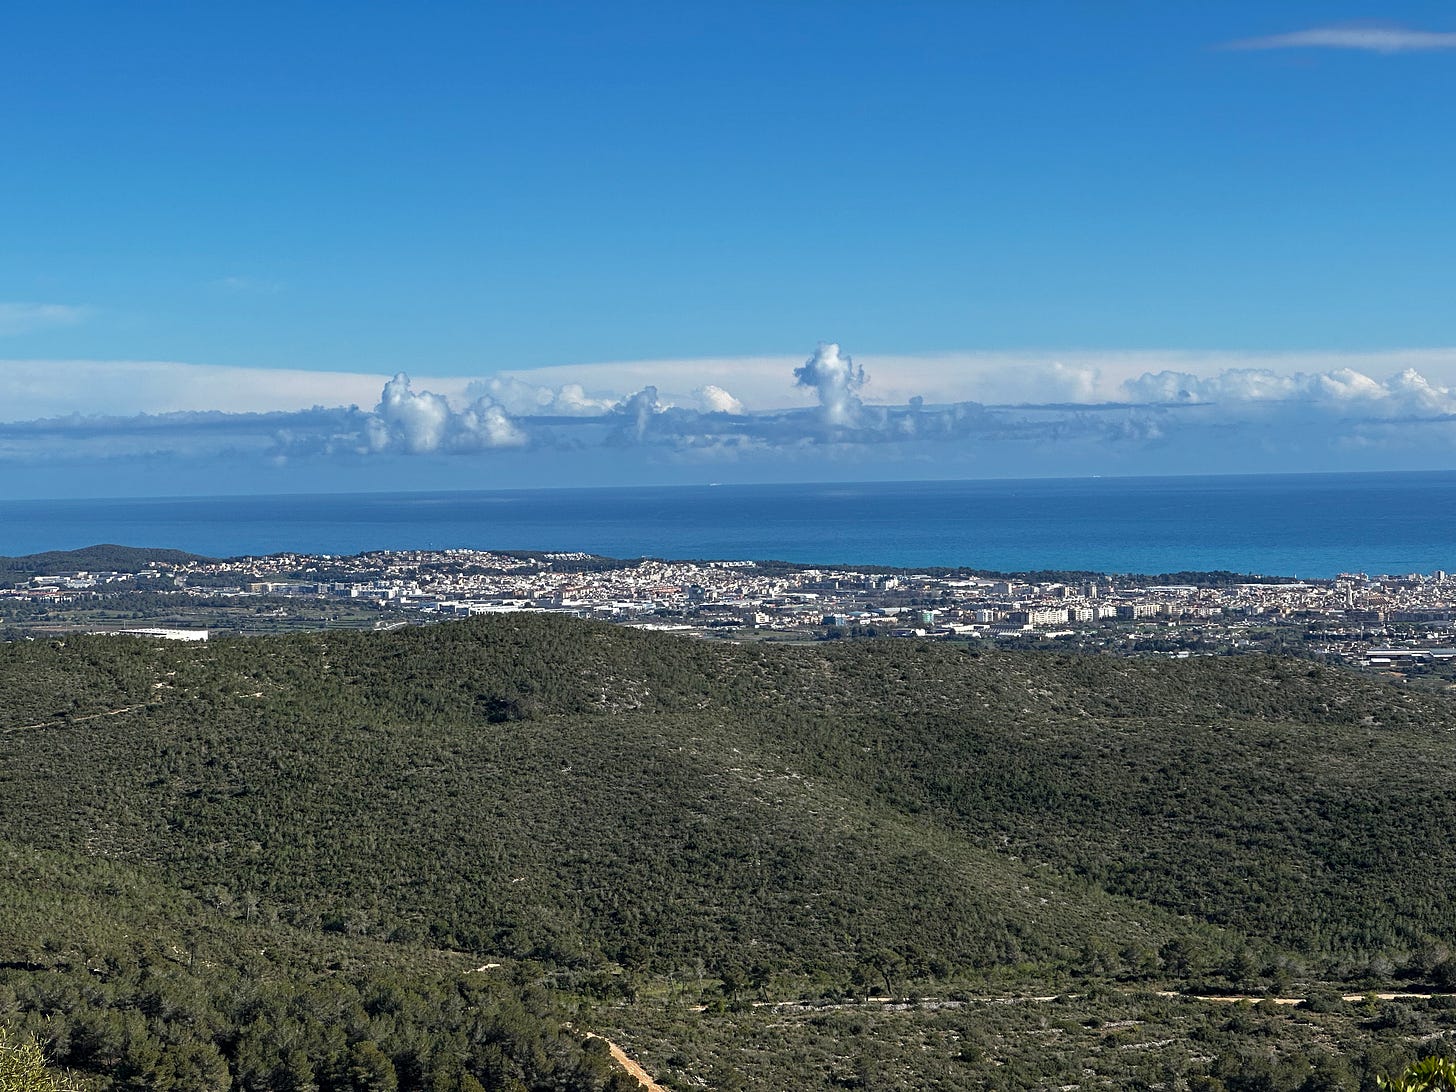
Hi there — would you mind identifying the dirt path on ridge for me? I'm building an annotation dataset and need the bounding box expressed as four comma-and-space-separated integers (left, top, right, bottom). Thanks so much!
585, 1033, 668, 1092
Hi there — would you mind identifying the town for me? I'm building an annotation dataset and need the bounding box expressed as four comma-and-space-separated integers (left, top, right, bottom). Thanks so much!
5, 545, 1456, 676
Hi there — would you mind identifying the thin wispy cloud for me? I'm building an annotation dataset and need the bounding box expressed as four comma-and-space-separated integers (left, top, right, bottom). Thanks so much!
0, 360, 476, 421
1227, 24, 1456, 54
0, 302, 88, 337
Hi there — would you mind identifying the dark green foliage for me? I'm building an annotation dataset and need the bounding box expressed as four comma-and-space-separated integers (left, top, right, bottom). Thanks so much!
7, 615, 1456, 1087
0, 621, 1223, 980
4, 618, 1456, 979
0, 545, 211, 585
0, 842, 621, 1092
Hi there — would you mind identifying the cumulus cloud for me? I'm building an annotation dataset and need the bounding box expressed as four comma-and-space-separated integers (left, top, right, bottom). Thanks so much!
610, 386, 664, 441
794, 342, 866, 426
371, 374, 452, 453
464, 376, 553, 415
550, 383, 617, 416
0, 302, 88, 337
1226, 24, 1456, 53
694, 384, 744, 414
468, 376, 619, 417
490, 354, 795, 413
367, 373, 524, 453
453, 400, 523, 450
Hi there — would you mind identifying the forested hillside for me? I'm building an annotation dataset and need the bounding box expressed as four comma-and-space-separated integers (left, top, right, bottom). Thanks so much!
0, 839, 635, 1092
0, 545, 211, 585
5, 616, 1456, 1088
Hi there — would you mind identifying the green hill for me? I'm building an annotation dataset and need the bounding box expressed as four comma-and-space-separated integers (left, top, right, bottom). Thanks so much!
0, 544, 213, 586
5, 615, 1456, 1087
5, 618, 1456, 977
0, 622, 1220, 980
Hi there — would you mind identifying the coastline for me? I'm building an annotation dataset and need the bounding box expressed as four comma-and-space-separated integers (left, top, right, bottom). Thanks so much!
3, 470, 1454, 578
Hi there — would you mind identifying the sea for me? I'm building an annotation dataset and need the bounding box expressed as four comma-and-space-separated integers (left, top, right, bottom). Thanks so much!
1, 471, 1452, 579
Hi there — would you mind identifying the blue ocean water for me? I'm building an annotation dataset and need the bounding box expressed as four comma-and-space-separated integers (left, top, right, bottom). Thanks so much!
1, 472, 1452, 578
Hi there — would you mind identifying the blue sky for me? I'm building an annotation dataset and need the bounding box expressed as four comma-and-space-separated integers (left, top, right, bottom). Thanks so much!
4, 1, 1456, 496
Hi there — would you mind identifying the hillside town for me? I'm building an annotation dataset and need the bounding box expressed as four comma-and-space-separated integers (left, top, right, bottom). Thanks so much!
5, 546, 1456, 673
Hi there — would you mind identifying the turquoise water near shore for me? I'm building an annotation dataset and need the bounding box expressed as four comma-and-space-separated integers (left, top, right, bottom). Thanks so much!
1, 471, 1451, 578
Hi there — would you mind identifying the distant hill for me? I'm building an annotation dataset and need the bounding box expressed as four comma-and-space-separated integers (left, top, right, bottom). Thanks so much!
0, 543, 214, 584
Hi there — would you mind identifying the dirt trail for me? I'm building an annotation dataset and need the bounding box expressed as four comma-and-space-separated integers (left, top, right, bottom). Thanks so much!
585, 1033, 667, 1092
8, 703, 153, 733
1155, 991, 1441, 1005
694, 989, 1451, 1015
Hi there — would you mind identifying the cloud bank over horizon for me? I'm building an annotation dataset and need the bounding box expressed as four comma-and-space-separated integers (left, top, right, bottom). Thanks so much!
7, 343, 1456, 496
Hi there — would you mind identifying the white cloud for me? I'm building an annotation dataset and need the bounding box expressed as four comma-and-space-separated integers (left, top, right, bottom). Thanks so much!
493, 355, 804, 412
367, 373, 524, 454
493, 347, 1456, 409
1121, 365, 1456, 417
11, 348, 1456, 426
694, 384, 744, 414
372, 374, 453, 454
9, 347, 1456, 481
0, 303, 88, 336
794, 342, 866, 426
550, 382, 618, 416
467, 376, 618, 417
1227, 24, 1456, 53
607, 387, 668, 444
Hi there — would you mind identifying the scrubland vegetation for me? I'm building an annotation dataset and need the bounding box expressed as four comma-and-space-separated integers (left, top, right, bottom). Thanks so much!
4, 615, 1456, 1088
